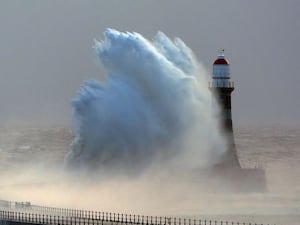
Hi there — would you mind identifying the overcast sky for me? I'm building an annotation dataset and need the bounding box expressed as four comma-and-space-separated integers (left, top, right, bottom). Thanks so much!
0, 0, 299, 127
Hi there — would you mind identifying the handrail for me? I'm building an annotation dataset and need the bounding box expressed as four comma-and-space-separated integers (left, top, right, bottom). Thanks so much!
0, 200, 275, 225
209, 81, 234, 88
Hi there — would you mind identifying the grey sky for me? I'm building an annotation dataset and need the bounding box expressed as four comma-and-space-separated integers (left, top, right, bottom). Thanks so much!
0, 0, 299, 126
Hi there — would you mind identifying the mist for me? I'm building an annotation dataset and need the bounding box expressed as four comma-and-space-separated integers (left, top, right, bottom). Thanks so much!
1, 1, 300, 223
1, 29, 299, 224
0, 120, 299, 224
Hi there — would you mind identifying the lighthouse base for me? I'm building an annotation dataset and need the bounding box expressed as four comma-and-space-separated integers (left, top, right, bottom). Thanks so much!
207, 152, 267, 192
191, 165, 266, 193
210, 165, 267, 192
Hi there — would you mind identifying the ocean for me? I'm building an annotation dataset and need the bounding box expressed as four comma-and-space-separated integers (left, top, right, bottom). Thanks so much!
0, 125, 299, 225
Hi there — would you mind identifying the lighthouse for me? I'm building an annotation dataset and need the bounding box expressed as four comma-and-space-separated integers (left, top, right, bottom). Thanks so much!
207, 50, 266, 191
209, 50, 240, 168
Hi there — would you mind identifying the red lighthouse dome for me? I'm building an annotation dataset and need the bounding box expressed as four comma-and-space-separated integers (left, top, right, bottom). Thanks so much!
213, 49, 229, 65
213, 58, 229, 65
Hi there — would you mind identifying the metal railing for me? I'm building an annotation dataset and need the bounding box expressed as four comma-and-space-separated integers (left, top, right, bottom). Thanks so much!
208, 81, 234, 88
0, 200, 276, 225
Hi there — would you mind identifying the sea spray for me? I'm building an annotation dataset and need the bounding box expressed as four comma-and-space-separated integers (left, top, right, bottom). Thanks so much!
65, 29, 226, 176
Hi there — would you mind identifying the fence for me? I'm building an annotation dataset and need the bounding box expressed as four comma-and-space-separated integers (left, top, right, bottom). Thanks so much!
208, 81, 234, 89
0, 200, 275, 225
